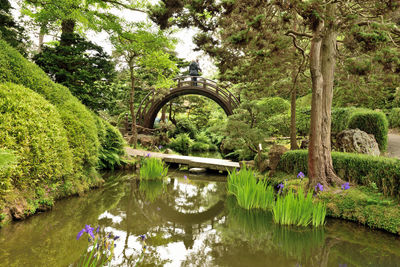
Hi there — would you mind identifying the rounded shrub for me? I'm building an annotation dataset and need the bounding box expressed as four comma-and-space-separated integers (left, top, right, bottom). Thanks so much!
257, 97, 290, 117
0, 83, 74, 192
348, 110, 388, 151
0, 40, 101, 172
168, 133, 193, 154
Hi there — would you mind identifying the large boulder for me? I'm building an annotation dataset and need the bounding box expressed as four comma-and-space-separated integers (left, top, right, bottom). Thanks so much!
335, 129, 380, 156
268, 145, 289, 175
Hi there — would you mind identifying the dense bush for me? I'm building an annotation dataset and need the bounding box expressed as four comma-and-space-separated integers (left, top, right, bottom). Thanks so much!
0, 39, 100, 172
257, 97, 290, 117
173, 118, 198, 139
0, 83, 74, 193
0, 39, 125, 172
278, 150, 400, 197
168, 133, 193, 154
388, 108, 400, 129
348, 110, 388, 151
96, 118, 125, 170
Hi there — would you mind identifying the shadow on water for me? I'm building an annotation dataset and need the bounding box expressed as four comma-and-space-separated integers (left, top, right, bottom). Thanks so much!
1, 171, 400, 266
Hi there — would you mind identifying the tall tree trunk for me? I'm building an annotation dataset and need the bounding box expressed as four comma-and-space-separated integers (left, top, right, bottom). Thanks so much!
60, 19, 75, 46
38, 29, 44, 53
161, 106, 167, 123
129, 66, 137, 148
290, 13, 299, 150
308, 4, 343, 187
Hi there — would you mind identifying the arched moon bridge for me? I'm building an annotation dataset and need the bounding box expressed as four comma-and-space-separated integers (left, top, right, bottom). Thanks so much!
137, 76, 240, 130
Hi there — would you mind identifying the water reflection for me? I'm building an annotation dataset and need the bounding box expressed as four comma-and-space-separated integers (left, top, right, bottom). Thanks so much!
1, 171, 400, 267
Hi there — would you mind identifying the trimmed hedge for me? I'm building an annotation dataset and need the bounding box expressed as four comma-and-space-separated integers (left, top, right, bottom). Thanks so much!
348, 110, 388, 151
278, 150, 400, 197
388, 108, 400, 129
295, 107, 388, 151
0, 39, 125, 172
0, 83, 74, 192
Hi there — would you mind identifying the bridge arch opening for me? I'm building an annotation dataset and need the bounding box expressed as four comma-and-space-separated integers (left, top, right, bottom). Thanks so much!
137, 76, 240, 130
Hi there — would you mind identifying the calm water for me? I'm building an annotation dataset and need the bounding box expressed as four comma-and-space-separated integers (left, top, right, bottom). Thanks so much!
1, 171, 400, 267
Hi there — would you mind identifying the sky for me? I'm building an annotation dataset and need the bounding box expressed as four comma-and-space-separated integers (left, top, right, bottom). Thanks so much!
9, 0, 217, 77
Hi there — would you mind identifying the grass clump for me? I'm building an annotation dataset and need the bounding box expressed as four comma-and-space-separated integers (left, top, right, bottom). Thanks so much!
139, 157, 168, 180
227, 166, 274, 210
272, 188, 326, 227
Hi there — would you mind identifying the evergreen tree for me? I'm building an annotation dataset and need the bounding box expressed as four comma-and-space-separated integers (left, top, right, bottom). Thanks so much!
33, 33, 115, 112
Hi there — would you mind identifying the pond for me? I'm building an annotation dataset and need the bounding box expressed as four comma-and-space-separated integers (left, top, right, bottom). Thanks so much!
1, 170, 400, 267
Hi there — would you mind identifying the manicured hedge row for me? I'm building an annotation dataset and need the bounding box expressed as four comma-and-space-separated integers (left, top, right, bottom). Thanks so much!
388, 108, 400, 129
0, 40, 125, 172
278, 150, 400, 197
348, 110, 388, 151
296, 107, 388, 151
0, 83, 74, 193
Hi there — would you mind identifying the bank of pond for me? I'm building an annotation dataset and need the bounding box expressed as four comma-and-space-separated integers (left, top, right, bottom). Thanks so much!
1, 169, 400, 266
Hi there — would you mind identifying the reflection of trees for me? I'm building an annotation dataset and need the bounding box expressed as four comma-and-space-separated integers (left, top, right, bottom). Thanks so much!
3, 172, 400, 267
0, 173, 129, 267
107, 177, 227, 266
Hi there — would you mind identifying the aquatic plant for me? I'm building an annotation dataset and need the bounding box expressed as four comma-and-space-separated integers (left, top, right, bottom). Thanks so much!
227, 166, 274, 210
272, 188, 326, 227
140, 157, 168, 180
76, 225, 119, 267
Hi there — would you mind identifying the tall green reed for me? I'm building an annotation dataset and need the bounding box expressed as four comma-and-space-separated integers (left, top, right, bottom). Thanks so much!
227, 166, 274, 210
140, 157, 168, 180
272, 188, 326, 227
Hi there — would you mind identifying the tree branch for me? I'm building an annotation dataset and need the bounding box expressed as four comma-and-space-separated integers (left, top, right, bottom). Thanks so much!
285, 30, 313, 38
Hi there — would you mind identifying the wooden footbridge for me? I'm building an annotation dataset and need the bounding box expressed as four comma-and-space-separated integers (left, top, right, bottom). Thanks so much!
137, 76, 240, 130
126, 148, 240, 172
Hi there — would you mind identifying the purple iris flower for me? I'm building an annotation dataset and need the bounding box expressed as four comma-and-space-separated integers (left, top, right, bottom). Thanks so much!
315, 183, 323, 192
146, 153, 151, 157
184, 175, 188, 180
277, 183, 284, 193
77, 224, 95, 240
113, 235, 120, 241
158, 145, 163, 149
96, 226, 100, 233
140, 234, 146, 241
297, 172, 305, 179
341, 182, 350, 190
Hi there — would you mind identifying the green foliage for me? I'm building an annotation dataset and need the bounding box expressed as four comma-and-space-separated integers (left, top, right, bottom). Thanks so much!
227, 166, 274, 210
33, 33, 115, 112
319, 187, 400, 234
0, 149, 16, 170
224, 97, 290, 159
174, 117, 198, 139
96, 118, 125, 170
168, 133, 193, 154
278, 150, 400, 198
272, 188, 326, 227
0, 39, 100, 173
348, 110, 388, 151
0, 0, 29, 55
139, 157, 168, 180
388, 108, 400, 129
0, 83, 74, 192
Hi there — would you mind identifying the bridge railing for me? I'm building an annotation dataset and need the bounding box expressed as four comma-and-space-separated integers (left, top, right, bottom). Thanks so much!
137, 76, 240, 125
